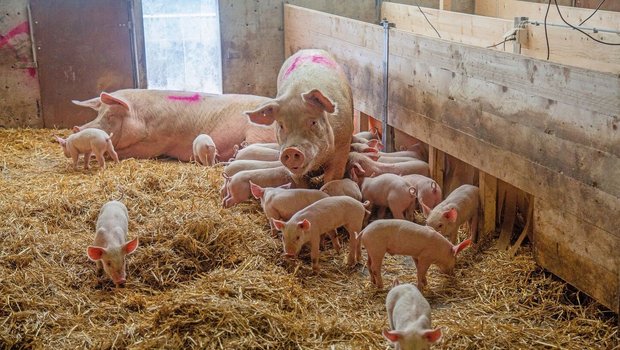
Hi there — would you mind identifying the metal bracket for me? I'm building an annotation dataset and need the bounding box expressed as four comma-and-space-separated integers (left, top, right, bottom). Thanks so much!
380, 18, 395, 152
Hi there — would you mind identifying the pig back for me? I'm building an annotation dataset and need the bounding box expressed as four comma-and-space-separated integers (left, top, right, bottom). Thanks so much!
96, 201, 129, 241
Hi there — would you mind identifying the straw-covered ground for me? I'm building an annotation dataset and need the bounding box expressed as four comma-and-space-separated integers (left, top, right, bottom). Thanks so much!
0, 128, 617, 349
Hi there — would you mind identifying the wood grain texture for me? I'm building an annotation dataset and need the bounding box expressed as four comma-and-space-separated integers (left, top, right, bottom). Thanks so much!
534, 198, 619, 313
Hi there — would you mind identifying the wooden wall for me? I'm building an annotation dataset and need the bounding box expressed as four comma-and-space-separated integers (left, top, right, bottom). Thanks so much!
0, 0, 42, 128
218, 0, 380, 97
284, 4, 619, 313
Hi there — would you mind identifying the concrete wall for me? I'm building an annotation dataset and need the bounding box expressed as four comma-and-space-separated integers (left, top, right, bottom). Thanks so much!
219, 0, 379, 97
0, 0, 42, 128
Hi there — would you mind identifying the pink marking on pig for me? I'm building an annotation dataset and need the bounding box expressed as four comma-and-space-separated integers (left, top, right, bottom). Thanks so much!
167, 93, 201, 102
282, 54, 337, 80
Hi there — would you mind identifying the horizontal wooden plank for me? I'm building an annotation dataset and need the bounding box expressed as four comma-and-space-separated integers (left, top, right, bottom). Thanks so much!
381, 2, 514, 49
533, 198, 619, 313
386, 79, 620, 235
475, 0, 620, 31
388, 29, 620, 117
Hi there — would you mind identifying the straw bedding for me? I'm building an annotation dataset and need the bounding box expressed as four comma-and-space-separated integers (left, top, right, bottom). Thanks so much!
0, 128, 617, 349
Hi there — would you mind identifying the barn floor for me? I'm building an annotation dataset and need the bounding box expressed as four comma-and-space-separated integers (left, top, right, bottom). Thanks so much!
0, 129, 617, 349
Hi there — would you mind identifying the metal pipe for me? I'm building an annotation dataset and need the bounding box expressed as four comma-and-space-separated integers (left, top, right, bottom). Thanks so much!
380, 18, 395, 153
527, 20, 620, 34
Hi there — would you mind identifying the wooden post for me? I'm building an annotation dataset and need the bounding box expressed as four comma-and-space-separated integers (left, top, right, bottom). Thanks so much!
428, 146, 445, 193
359, 111, 370, 132
440, 0, 453, 10
478, 170, 497, 243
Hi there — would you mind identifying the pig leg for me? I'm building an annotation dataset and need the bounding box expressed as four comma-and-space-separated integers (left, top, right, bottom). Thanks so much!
415, 260, 430, 290
367, 251, 385, 289
197, 152, 208, 167
470, 211, 479, 242
376, 206, 387, 219
107, 144, 119, 163
388, 204, 406, 220
94, 151, 106, 169
328, 230, 341, 254
69, 149, 79, 170
367, 254, 376, 285
322, 147, 349, 184
310, 235, 321, 273
83, 151, 92, 170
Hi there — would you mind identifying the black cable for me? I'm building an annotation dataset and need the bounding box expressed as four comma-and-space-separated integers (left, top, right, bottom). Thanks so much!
486, 37, 515, 49
414, 1, 441, 39
579, 0, 605, 26
544, 0, 551, 60
553, 0, 620, 46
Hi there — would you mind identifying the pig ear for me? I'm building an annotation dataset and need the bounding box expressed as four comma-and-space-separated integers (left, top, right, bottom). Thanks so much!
431, 181, 438, 192
391, 278, 400, 287
422, 328, 443, 343
123, 238, 139, 255
443, 208, 458, 222
250, 181, 265, 199
367, 139, 383, 150
54, 135, 66, 145
452, 238, 472, 256
272, 218, 286, 231
297, 219, 311, 231
72, 126, 81, 133
301, 89, 335, 114
87, 246, 106, 261
245, 101, 280, 126
100, 92, 130, 110
72, 97, 102, 111
278, 182, 292, 189
382, 329, 402, 343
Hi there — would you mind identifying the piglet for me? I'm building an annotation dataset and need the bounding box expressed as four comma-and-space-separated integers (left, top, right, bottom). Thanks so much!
250, 182, 332, 240
240, 141, 280, 150
384, 279, 442, 349
192, 134, 218, 166
358, 219, 471, 289
319, 178, 363, 201
354, 172, 417, 220
223, 159, 282, 177
233, 144, 280, 161
424, 184, 479, 244
55, 128, 119, 170
272, 196, 369, 271
222, 166, 295, 208
402, 174, 443, 218
87, 201, 139, 287
352, 128, 380, 143
348, 152, 430, 178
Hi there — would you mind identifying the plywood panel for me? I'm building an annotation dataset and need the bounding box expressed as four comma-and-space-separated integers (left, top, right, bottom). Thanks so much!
30, 0, 136, 128
475, 0, 620, 31
385, 2, 620, 74
534, 198, 619, 312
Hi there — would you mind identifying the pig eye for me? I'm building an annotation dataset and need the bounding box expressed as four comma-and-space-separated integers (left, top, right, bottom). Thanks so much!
278, 123, 284, 130
438, 223, 443, 229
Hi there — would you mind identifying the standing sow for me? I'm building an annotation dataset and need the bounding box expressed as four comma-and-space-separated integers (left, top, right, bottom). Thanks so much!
245, 49, 353, 185
87, 201, 139, 287
384, 279, 443, 349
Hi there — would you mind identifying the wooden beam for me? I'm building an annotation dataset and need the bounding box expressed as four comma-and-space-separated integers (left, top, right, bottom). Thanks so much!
497, 184, 518, 250
478, 170, 497, 243
534, 198, 619, 313
359, 111, 370, 132
428, 146, 445, 192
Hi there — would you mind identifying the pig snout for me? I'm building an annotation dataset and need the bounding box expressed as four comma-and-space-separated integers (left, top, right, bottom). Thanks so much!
282, 252, 296, 259
280, 147, 305, 173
